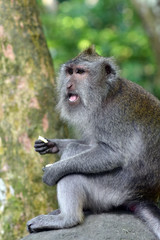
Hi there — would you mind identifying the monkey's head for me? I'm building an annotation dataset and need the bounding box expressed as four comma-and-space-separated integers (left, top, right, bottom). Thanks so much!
57, 46, 119, 126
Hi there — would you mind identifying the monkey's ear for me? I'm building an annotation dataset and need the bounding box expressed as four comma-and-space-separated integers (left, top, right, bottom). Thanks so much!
104, 58, 119, 77
82, 45, 96, 56
105, 64, 113, 75
73, 45, 100, 61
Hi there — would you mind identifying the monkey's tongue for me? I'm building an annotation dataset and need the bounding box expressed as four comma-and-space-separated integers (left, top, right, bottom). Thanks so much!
69, 95, 78, 102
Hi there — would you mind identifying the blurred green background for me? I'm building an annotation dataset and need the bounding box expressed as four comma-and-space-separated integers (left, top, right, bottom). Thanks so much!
38, 0, 157, 94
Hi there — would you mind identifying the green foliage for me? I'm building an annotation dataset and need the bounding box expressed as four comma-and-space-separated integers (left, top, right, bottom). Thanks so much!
38, 0, 156, 95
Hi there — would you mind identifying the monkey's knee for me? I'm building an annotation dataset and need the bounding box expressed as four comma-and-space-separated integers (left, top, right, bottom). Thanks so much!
57, 175, 86, 218
57, 174, 86, 200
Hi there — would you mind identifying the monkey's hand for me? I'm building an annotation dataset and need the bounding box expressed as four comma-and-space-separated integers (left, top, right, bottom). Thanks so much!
42, 162, 61, 186
34, 139, 59, 155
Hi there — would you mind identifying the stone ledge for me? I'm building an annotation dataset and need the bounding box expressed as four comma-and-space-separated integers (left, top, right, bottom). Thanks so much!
21, 212, 156, 240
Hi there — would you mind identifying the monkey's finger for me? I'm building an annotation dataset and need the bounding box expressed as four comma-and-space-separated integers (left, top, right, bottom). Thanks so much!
35, 140, 47, 145
38, 147, 59, 155
39, 152, 47, 155
35, 146, 48, 152
27, 224, 34, 233
38, 149, 53, 155
34, 141, 55, 149
34, 144, 46, 150
34, 142, 47, 148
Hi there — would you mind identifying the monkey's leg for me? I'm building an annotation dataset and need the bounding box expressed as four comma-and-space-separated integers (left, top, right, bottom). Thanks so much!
129, 201, 160, 239
27, 143, 91, 233
48, 208, 91, 216
48, 209, 60, 215
27, 175, 85, 233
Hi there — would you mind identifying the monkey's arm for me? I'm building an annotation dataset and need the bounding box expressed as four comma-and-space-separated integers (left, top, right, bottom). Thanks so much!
34, 139, 86, 156
42, 142, 125, 186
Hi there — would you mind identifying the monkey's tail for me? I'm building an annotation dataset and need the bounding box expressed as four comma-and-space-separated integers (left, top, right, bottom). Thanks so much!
128, 201, 160, 239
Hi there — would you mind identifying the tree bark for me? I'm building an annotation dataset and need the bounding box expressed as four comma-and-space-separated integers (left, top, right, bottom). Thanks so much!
0, 1, 63, 239
131, 0, 160, 92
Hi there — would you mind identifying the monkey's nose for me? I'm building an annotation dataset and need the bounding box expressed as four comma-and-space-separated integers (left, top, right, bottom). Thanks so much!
67, 81, 75, 91
67, 82, 73, 89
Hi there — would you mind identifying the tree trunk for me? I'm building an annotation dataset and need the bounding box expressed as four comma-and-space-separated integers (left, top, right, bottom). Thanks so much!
131, 0, 160, 94
0, 1, 63, 239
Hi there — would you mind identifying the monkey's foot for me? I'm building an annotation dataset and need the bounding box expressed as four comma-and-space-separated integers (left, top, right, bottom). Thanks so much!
27, 214, 80, 233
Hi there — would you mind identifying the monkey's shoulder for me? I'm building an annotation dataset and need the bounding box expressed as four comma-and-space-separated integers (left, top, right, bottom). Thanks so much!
119, 78, 160, 111
112, 78, 160, 127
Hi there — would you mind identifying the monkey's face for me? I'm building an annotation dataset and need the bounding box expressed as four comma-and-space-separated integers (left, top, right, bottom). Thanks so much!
64, 64, 90, 106
57, 56, 118, 125
57, 61, 99, 112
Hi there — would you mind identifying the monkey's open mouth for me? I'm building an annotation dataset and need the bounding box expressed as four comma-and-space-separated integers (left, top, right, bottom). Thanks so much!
68, 93, 80, 103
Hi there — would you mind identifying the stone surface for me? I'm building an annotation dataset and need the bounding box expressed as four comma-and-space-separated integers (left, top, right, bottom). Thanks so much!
21, 211, 156, 240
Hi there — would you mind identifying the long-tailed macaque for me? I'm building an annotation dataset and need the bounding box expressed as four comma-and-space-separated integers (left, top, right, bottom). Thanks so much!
27, 47, 160, 239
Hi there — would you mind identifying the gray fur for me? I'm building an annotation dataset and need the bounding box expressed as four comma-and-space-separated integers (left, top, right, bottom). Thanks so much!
27, 47, 160, 239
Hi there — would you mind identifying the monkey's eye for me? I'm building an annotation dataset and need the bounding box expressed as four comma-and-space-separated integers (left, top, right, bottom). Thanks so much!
66, 67, 73, 75
76, 68, 85, 74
